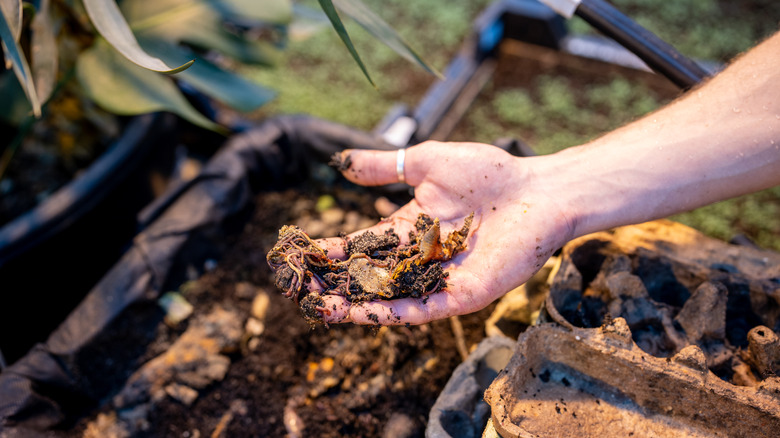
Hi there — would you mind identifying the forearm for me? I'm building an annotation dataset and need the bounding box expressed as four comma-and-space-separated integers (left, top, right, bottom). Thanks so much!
535, 31, 780, 238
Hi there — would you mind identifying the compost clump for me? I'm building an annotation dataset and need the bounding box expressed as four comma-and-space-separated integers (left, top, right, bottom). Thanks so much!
267, 213, 473, 324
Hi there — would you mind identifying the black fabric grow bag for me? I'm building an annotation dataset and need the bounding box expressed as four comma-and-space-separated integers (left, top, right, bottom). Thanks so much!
0, 116, 397, 435
0, 113, 182, 367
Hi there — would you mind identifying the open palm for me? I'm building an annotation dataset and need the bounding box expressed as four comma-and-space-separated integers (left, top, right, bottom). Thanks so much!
315, 141, 574, 325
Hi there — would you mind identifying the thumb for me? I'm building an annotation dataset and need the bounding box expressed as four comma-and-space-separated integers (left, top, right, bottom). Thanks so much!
334, 144, 433, 187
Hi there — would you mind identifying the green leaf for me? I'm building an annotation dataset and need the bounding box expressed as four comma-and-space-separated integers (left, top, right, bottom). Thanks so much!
0, 0, 19, 38
123, 0, 285, 66
30, 0, 58, 102
124, 0, 292, 30
139, 37, 275, 112
317, 0, 374, 87
82, 0, 193, 73
0, 69, 32, 125
143, 14, 277, 66
0, 4, 41, 116
332, 0, 441, 78
76, 39, 223, 132
0, 0, 20, 68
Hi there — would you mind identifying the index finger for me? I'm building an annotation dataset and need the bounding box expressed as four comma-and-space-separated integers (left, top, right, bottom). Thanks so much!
334, 144, 438, 187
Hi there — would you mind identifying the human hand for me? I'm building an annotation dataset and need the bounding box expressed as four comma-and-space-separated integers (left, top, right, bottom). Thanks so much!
314, 141, 576, 325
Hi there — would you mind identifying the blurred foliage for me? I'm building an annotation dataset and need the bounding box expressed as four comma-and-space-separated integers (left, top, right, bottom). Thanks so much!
0, 0, 438, 226
1, 0, 436, 135
247, 0, 494, 128
479, 76, 663, 155
0, 0, 290, 132
672, 186, 780, 251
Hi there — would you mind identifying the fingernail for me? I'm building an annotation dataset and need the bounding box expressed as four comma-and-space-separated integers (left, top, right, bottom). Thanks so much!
328, 151, 352, 172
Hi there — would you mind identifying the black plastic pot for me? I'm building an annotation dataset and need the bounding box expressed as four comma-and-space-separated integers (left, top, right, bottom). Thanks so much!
0, 113, 181, 366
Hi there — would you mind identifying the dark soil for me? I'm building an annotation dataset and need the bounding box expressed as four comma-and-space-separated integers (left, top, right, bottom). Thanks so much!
74, 183, 493, 437
346, 228, 400, 255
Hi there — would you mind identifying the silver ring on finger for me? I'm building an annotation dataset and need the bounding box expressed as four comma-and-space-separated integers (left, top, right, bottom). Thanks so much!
396, 148, 406, 184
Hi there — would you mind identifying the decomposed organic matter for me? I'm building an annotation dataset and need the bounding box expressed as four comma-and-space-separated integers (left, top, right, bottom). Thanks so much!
267, 213, 473, 323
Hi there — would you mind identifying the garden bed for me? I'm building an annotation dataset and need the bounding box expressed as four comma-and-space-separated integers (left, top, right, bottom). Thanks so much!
75, 186, 494, 437
0, 113, 226, 366
445, 37, 681, 153
0, 116, 497, 438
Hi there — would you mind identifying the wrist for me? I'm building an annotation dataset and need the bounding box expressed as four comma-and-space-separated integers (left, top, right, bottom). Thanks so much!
524, 149, 592, 241
527, 140, 666, 240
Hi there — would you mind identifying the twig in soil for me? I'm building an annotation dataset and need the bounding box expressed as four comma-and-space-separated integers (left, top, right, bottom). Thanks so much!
284, 397, 305, 438
449, 315, 469, 362
211, 400, 248, 438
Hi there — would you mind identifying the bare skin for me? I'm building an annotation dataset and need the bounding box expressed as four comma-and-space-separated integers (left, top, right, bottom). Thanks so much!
315, 31, 780, 325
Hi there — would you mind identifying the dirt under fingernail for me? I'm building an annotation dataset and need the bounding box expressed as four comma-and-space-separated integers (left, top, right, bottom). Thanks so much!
328, 152, 352, 171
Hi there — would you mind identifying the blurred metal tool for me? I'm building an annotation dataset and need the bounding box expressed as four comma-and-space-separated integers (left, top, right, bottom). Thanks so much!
540, 0, 711, 89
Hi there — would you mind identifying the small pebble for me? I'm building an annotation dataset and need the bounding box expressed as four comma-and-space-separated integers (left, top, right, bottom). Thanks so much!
382, 413, 420, 438
251, 292, 270, 320
234, 282, 257, 300
164, 383, 199, 406
158, 292, 193, 326
320, 208, 345, 225
245, 318, 265, 337
374, 197, 400, 218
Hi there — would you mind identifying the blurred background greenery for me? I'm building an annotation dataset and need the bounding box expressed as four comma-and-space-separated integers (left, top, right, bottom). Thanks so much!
3, 0, 776, 249
246, 0, 780, 251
